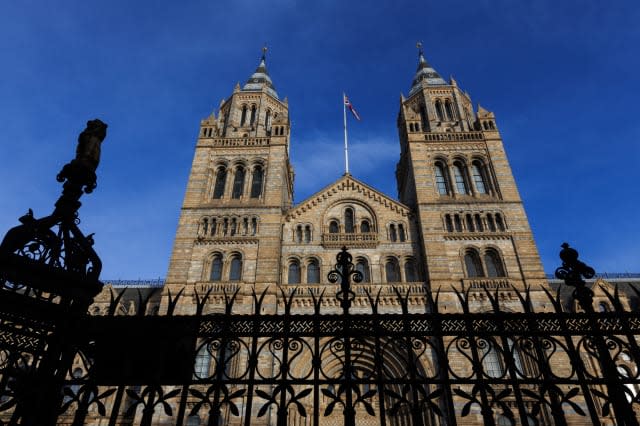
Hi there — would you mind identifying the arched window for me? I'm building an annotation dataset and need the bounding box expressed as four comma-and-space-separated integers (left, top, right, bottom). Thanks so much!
465, 214, 475, 232
385, 258, 401, 282
481, 339, 503, 378
213, 167, 227, 199
210, 218, 217, 236
435, 100, 444, 121
487, 214, 496, 232
232, 167, 245, 199
202, 218, 209, 236
345, 208, 354, 233
419, 104, 428, 129
329, 221, 339, 234
361, 220, 370, 233
445, 214, 453, 232
222, 218, 229, 236
495, 213, 505, 231
454, 214, 463, 232
484, 250, 505, 277
242, 218, 248, 235
250, 166, 264, 198
304, 226, 311, 243
444, 99, 454, 121
389, 224, 397, 242
250, 105, 257, 126
240, 105, 247, 126
251, 218, 258, 235
295, 226, 302, 243
474, 214, 483, 232
230, 218, 237, 236
464, 250, 484, 278
307, 260, 320, 284
265, 109, 272, 132
194, 344, 211, 379
288, 261, 301, 284
404, 260, 418, 282
471, 161, 488, 194
434, 162, 449, 195
453, 162, 469, 194
356, 259, 370, 283
186, 416, 201, 426
229, 255, 242, 281
210, 255, 223, 281
398, 224, 406, 242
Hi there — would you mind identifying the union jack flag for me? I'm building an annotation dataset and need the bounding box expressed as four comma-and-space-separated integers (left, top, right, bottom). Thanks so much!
344, 94, 361, 121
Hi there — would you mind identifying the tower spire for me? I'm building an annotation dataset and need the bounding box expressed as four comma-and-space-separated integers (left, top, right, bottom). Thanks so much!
243, 45, 279, 99
409, 42, 446, 95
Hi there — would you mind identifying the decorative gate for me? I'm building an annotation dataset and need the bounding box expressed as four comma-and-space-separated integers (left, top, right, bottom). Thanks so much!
1, 121, 639, 425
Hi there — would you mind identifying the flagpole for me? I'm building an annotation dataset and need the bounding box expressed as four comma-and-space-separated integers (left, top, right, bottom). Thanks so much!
343, 92, 349, 174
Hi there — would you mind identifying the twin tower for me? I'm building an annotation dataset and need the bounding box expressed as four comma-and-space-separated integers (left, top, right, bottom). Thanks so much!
164, 48, 547, 314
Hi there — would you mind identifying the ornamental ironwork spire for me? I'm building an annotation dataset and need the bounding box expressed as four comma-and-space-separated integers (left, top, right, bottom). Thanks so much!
243, 45, 279, 99
409, 41, 446, 94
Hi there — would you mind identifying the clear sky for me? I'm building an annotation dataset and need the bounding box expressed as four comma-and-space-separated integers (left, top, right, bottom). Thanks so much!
1, 1, 638, 279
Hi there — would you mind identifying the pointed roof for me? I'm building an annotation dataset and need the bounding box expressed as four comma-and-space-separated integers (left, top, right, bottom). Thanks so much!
242, 47, 279, 99
409, 43, 447, 95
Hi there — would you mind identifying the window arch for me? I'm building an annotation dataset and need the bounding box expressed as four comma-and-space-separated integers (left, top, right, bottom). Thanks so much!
471, 160, 488, 194
288, 260, 301, 284
210, 254, 223, 281
240, 105, 248, 127
344, 208, 354, 233
385, 258, 401, 283
231, 167, 245, 199
495, 213, 505, 231
265, 109, 272, 132
361, 220, 370, 233
487, 214, 496, 232
398, 224, 406, 242
250, 166, 264, 198
295, 225, 302, 243
329, 220, 339, 234
474, 214, 484, 232
444, 99, 454, 121
454, 214, 463, 232
465, 214, 475, 232
229, 255, 243, 281
464, 249, 484, 278
445, 214, 453, 232
484, 249, 505, 277
435, 100, 444, 121
307, 259, 320, 284
419, 104, 428, 129
453, 162, 469, 194
250, 105, 257, 126
434, 162, 450, 195
213, 167, 227, 199
304, 225, 311, 243
389, 224, 397, 242
404, 259, 418, 282
194, 344, 211, 379
481, 339, 503, 378
355, 258, 370, 283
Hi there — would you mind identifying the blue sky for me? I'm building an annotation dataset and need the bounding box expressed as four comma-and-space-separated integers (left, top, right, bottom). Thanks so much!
1, 1, 638, 279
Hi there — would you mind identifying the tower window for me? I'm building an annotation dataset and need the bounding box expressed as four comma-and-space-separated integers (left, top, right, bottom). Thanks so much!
304, 225, 311, 243
250, 166, 264, 198
471, 161, 488, 194
355, 258, 370, 283
385, 258, 401, 283
229, 255, 242, 281
495, 213, 505, 231
435, 100, 444, 121
444, 99, 454, 121
240, 105, 248, 127
454, 214, 463, 232
345, 208, 354, 233
210, 255, 223, 281
484, 249, 505, 277
361, 220, 370, 233
242, 218, 248, 235
404, 259, 418, 282
420, 104, 428, 129
265, 109, 272, 132
398, 224, 406, 241
213, 167, 227, 199
329, 220, 339, 234
251, 218, 258, 235
307, 259, 320, 284
475, 214, 483, 232
202, 218, 209, 236
295, 226, 302, 243
464, 249, 484, 278
434, 162, 449, 195
445, 214, 453, 232
230, 218, 237, 236
389, 224, 397, 242
453, 162, 469, 195
288, 261, 301, 284
232, 167, 245, 199
465, 214, 475, 232
250, 105, 257, 126
487, 214, 496, 232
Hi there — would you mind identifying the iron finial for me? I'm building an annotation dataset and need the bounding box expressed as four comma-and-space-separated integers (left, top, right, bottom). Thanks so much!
416, 41, 424, 57
261, 44, 267, 62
